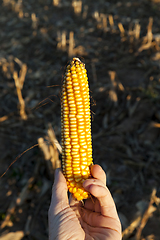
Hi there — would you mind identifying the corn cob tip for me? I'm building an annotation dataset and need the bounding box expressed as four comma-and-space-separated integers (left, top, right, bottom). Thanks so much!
72, 57, 81, 63
61, 57, 93, 201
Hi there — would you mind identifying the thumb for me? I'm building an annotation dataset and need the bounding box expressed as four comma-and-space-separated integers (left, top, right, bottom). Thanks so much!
50, 168, 69, 215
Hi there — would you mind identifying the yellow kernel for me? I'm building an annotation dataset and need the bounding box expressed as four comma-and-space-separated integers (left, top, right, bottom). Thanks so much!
70, 106, 76, 110
65, 152, 72, 156
73, 168, 80, 172
72, 187, 77, 193
75, 96, 83, 101
63, 112, 69, 116
77, 105, 84, 109
75, 178, 82, 183
81, 165, 87, 170
71, 139, 78, 143
70, 117, 76, 121
71, 148, 79, 152
65, 149, 71, 153
73, 82, 79, 86
66, 166, 72, 171
72, 162, 80, 166
66, 170, 72, 174
72, 143, 79, 148
70, 127, 77, 132
69, 104, 76, 108
72, 157, 80, 162
78, 129, 83, 133
78, 122, 84, 126
72, 164, 80, 168
70, 66, 76, 71
71, 153, 79, 158
82, 192, 88, 199
71, 70, 76, 74
67, 177, 74, 182
64, 129, 69, 134
80, 148, 86, 153
72, 74, 78, 78
70, 131, 78, 136
77, 188, 84, 194
73, 86, 80, 90
63, 106, 69, 111
74, 192, 80, 199
68, 100, 75, 105
77, 114, 83, 118
66, 80, 72, 85
68, 96, 74, 101
64, 141, 70, 145
80, 152, 87, 157
70, 124, 77, 128
69, 114, 76, 118
77, 118, 84, 122
79, 140, 86, 145
74, 90, 80, 94
71, 151, 79, 156
81, 171, 89, 176
67, 89, 73, 93
69, 110, 77, 115
66, 72, 71, 76
79, 136, 85, 139
66, 85, 72, 90
76, 102, 83, 106
70, 122, 77, 126
65, 157, 72, 161
66, 175, 73, 179
76, 196, 83, 201
73, 170, 81, 174
69, 187, 73, 192
81, 157, 87, 162
72, 79, 78, 83
76, 67, 81, 72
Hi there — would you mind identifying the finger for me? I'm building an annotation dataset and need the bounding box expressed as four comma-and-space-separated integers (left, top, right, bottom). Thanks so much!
83, 179, 119, 219
91, 164, 106, 185
80, 208, 121, 236
83, 198, 95, 211
83, 178, 106, 213
84, 197, 101, 213
49, 168, 69, 216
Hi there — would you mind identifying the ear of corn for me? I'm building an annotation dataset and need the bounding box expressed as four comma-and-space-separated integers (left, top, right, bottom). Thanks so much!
61, 57, 93, 201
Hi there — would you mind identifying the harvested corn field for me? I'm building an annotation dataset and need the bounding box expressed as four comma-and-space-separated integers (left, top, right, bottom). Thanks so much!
0, 0, 160, 239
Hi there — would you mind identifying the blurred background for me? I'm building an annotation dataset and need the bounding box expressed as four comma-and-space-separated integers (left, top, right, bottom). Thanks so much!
0, 0, 160, 239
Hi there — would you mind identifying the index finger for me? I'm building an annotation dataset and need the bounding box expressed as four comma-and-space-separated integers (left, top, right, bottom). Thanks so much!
83, 179, 119, 219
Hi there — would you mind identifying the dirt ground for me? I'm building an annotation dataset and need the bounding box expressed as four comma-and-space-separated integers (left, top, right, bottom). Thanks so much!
0, 0, 160, 239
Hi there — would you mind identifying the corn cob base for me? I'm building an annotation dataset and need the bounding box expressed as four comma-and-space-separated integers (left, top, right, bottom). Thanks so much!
61, 58, 93, 201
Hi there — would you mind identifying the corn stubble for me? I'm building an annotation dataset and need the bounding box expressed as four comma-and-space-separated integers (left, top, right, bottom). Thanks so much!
61, 58, 93, 201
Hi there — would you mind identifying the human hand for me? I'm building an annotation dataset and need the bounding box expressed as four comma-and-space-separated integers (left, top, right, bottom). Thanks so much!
48, 165, 122, 240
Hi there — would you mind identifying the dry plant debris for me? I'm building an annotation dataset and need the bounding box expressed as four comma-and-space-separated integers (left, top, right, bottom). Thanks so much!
0, 0, 160, 239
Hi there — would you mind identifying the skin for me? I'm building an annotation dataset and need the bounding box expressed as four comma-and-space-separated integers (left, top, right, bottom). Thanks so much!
48, 164, 122, 240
